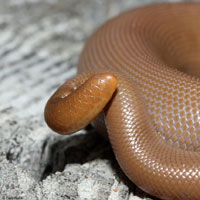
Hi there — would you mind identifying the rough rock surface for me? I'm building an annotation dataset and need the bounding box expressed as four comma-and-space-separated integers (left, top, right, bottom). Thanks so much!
0, 0, 193, 199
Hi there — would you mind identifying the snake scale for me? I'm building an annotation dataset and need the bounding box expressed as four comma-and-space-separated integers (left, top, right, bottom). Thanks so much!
44, 3, 200, 200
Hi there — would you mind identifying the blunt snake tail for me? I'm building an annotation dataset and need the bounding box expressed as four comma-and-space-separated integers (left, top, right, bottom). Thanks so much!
44, 3, 200, 200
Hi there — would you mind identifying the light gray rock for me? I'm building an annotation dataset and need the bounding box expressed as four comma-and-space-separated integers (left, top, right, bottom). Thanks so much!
0, 0, 192, 199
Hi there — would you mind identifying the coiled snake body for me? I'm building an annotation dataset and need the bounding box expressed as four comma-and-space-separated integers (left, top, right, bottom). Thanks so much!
44, 3, 200, 200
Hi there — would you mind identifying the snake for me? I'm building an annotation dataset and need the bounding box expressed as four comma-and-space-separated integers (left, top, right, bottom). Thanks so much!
44, 2, 200, 200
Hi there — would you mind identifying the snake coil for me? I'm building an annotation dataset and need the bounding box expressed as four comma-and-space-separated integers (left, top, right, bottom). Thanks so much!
45, 3, 200, 200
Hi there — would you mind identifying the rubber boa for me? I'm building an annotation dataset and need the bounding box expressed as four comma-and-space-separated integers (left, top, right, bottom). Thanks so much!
44, 3, 200, 199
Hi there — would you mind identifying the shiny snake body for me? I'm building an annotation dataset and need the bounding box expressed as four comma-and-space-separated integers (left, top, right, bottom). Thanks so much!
44, 3, 200, 200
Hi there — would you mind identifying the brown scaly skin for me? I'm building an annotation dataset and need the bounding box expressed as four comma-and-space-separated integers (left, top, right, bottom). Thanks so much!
45, 3, 200, 200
